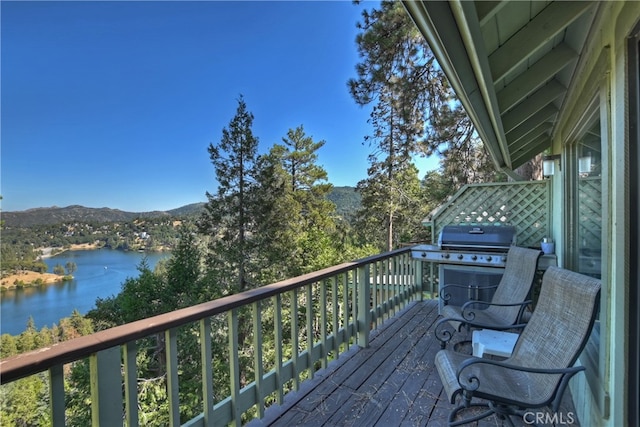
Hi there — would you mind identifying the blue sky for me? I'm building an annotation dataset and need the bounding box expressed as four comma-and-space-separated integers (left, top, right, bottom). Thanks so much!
1, 1, 438, 213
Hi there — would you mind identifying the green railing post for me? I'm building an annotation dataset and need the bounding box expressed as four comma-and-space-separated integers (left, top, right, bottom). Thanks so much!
252, 301, 265, 418
166, 328, 180, 427
416, 259, 424, 301
372, 261, 379, 327
320, 280, 328, 369
49, 364, 65, 427
332, 276, 341, 358
90, 347, 122, 426
290, 290, 300, 391
306, 284, 314, 379
200, 319, 214, 427
229, 309, 241, 427
124, 341, 139, 427
357, 264, 370, 348
274, 294, 284, 404
343, 272, 350, 348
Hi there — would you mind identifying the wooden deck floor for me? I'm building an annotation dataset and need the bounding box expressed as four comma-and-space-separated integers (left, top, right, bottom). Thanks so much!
249, 300, 579, 427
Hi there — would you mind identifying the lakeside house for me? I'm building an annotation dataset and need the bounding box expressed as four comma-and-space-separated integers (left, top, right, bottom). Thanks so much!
403, 1, 639, 425
0, 2, 638, 426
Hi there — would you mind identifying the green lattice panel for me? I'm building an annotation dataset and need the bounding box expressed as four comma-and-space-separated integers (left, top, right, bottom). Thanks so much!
578, 177, 602, 250
430, 181, 550, 248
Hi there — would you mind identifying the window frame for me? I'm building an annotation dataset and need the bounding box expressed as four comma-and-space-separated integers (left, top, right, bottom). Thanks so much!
626, 21, 640, 427
563, 87, 610, 415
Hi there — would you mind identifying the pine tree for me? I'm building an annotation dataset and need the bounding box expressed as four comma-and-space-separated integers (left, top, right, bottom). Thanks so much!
349, 1, 434, 251
199, 96, 261, 293
349, 1, 501, 250
255, 126, 339, 280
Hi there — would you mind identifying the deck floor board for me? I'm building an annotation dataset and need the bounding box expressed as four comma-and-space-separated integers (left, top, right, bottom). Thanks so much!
249, 300, 579, 427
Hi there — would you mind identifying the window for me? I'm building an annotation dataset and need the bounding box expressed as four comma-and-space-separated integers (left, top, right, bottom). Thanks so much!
576, 120, 602, 279
565, 95, 607, 410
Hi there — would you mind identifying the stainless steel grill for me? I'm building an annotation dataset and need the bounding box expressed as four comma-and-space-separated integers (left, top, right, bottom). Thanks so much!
412, 225, 517, 267
411, 225, 517, 312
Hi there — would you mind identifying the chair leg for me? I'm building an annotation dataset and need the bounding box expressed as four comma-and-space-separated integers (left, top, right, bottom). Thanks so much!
448, 402, 494, 426
488, 402, 519, 427
452, 339, 473, 354
448, 400, 521, 427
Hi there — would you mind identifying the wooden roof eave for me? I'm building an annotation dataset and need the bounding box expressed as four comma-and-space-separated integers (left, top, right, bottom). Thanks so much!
403, 0, 521, 180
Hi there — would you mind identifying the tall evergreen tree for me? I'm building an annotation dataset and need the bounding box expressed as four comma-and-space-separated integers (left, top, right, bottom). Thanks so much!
283, 126, 337, 274
255, 126, 339, 280
349, 1, 500, 250
199, 96, 261, 293
349, 1, 434, 251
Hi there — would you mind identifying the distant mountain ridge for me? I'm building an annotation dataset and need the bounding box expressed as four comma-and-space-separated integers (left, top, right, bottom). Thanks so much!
2, 203, 206, 227
3, 187, 361, 227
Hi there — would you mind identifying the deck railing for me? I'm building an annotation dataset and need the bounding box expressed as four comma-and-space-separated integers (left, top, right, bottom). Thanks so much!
0, 247, 426, 426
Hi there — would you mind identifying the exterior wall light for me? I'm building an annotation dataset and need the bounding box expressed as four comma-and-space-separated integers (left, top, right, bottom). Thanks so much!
578, 152, 592, 174
542, 154, 561, 177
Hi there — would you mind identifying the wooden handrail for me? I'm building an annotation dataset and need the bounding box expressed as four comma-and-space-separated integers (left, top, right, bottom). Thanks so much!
0, 247, 412, 383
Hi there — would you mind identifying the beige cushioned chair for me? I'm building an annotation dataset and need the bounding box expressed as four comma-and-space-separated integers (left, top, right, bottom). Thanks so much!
435, 245, 542, 348
435, 266, 601, 426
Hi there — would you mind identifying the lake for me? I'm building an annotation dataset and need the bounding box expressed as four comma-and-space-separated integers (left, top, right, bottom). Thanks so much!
0, 249, 170, 336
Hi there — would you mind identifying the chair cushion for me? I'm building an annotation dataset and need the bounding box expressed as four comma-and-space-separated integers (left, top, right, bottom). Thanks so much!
441, 303, 519, 332
435, 349, 557, 406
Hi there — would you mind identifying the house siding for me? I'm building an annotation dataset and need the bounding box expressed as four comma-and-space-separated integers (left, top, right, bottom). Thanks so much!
553, 2, 640, 426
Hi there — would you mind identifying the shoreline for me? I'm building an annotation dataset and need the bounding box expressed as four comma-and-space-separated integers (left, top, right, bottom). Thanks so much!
1, 270, 70, 290
1, 245, 98, 291
39, 242, 102, 259
39, 243, 169, 259
2, 245, 170, 291
3, 244, 104, 290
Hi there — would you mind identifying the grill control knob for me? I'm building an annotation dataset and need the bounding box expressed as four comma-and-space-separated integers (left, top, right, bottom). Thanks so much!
471, 255, 477, 261
457, 254, 464, 260
443, 253, 450, 259
421, 252, 426, 258
486, 256, 492, 262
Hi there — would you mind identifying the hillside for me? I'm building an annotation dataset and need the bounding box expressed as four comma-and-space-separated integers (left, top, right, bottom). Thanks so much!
1, 203, 206, 227
2, 188, 359, 227
327, 186, 361, 221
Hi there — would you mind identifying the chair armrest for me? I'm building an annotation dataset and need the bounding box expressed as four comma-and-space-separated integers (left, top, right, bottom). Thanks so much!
440, 283, 499, 303
455, 357, 585, 409
434, 316, 526, 348
461, 299, 532, 322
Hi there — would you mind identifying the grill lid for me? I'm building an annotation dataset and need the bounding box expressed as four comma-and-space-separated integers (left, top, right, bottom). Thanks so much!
438, 225, 516, 250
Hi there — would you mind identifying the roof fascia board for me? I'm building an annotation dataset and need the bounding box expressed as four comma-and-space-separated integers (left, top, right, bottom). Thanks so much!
449, 0, 511, 168
402, 0, 510, 172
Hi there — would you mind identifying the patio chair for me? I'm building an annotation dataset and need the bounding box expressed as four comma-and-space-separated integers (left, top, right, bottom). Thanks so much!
435, 266, 601, 426
435, 246, 542, 349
